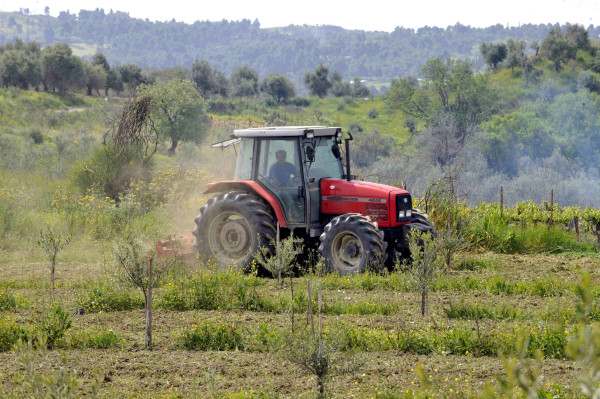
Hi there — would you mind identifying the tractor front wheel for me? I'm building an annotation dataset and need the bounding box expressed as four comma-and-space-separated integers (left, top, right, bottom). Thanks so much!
193, 191, 276, 271
318, 214, 387, 275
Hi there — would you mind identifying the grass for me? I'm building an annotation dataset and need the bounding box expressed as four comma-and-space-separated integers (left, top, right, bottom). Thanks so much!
0, 88, 598, 397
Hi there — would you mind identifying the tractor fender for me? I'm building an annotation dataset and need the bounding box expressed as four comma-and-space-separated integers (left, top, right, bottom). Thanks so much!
203, 181, 288, 228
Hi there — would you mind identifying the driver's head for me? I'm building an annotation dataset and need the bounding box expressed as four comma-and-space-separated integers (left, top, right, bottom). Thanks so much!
275, 150, 287, 164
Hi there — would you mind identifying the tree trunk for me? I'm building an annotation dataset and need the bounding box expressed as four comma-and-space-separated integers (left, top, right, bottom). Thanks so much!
168, 138, 179, 155
446, 249, 452, 269
86, 86, 92, 96
421, 285, 428, 317
145, 259, 153, 350
105, 87, 109, 97
51, 260, 56, 303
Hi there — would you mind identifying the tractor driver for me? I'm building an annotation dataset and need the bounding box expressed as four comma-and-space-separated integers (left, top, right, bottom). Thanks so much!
269, 150, 298, 187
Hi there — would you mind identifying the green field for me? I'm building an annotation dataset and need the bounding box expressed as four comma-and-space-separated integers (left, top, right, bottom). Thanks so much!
1, 88, 600, 398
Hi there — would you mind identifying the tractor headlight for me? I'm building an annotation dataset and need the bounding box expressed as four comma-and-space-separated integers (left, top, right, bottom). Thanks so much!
398, 210, 405, 218
406, 209, 412, 218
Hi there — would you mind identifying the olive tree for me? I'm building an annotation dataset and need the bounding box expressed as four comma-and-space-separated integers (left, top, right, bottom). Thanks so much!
131, 79, 209, 154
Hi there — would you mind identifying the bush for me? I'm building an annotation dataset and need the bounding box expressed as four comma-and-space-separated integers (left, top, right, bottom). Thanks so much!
368, 108, 379, 119
0, 316, 23, 352
77, 278, 145, 312
287, 97, 311, 107
69, 140, 151, 200
39, 306, 72, 349
180, 320, 245, 351
66, 328, 122, 349
0, 287, 18, 310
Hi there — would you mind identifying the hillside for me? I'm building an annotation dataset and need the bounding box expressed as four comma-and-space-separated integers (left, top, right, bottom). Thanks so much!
2, 9, 598, 88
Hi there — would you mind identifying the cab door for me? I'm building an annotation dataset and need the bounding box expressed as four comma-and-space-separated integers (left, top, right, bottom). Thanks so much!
255, 138, 306, 226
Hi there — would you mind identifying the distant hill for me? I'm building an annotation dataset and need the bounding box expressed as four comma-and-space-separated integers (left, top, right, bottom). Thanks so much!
1, 9, 599, 87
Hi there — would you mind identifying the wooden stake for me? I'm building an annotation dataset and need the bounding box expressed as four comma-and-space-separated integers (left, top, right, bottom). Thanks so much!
500, 186, 504, 217
549, 189, 554, 230
307, 281, 314, 334
318, 289, 323, 356
575, 216, 580, 241
277, 222, 281, 285
145, 258, 153, 350
290, 273, 294, 333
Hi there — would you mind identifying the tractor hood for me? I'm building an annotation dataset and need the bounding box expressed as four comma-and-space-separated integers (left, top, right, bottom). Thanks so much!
321, 179, 408, 199
320, 179, 411, 227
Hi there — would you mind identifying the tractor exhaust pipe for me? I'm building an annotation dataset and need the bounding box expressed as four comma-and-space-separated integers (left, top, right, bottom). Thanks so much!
345, 132, 353, 181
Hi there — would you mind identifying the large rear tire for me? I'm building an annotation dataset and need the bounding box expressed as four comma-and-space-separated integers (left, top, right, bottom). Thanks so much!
318, 213, 387, 275
193, 191, 276, 271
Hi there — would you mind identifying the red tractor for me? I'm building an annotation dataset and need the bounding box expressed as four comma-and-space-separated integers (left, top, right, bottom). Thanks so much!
193, 126, 435, 275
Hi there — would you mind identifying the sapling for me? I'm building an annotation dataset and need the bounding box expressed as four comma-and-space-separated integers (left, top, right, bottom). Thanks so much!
112, 235, 164, 349
281, 287, 363, 398
37, 227, 71, 303
254, 232, 303, 285
407, 230, 441, 317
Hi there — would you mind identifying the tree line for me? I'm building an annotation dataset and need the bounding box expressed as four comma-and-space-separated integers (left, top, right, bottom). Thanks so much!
0, 38, 379, 103
2, 9, 599, 85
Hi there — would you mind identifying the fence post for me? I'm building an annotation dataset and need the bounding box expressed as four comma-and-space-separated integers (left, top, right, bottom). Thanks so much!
575, 216, 580, 241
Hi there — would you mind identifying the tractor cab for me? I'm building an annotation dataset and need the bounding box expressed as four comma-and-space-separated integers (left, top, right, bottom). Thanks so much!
227, 126, 345, 230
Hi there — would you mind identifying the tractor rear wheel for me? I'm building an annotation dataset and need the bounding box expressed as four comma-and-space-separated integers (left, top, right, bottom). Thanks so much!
318, 213, 387, 275
193, 191, 276, 271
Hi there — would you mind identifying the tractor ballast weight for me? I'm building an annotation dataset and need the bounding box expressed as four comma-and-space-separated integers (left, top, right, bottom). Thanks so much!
193, 126, 435, 274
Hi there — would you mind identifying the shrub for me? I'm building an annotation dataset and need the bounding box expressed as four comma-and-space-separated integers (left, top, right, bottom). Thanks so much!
180, 320, 245, 351
454, 257, 498, 271
0, 287, 17, 310
69, 140, 151, 200
77, 277, 145, 312
66, 328, 122, 349
39, 306, 72, 349
0, 316, 23, 352
27, 128, 44, 144
368, 108, 379, 119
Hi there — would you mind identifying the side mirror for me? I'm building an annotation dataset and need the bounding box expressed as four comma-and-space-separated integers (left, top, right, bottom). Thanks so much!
331, 143, 341, 159
305, 145, 315, 162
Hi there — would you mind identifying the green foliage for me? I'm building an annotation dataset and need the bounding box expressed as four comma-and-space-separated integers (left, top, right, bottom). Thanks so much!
69, 140, 150, 199
408, 230, 442, 316
444, 302, 520, 320
37, 226, 71, 302
230, 65, 259, 97
254, 234, 304, 284
280, 320, 364, 398
9, 336, 101, 398
77, 277, 145, 312
0, 316, 23, 352
180, 320, 245, 351
66, 328, 122, 349
480, 42, 508, 70
260, 73, 295, 104
303, 62, 332, 98
38, 306, 72, 349
41, 42, 86, 92
135, 78, 209, 153
0, 287, 17, 310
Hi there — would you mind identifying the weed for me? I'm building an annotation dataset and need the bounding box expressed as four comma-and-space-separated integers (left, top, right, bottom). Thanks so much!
180, 320, 245, 351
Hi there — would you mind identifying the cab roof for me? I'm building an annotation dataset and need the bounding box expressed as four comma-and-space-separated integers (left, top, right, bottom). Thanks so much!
232, 126, 341, 138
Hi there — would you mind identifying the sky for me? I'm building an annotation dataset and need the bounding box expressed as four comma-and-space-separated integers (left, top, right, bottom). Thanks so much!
1, 0, 599, 32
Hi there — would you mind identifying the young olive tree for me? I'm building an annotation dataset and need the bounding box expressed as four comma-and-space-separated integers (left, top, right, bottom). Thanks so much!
407, 230, 441, 317
113, 235, 165, 350
254, 232, 303, 285
37, 227, 71, 303
281, 289, 363, 398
